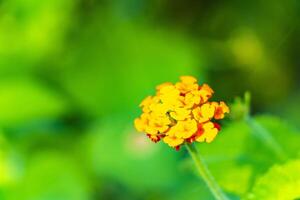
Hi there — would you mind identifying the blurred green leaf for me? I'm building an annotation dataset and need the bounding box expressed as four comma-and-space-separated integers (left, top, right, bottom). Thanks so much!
245, 159, 300, 200
0, 78, 68, 126
0, 132, 22, 200
169, 180, 214, 200
83, 114, 182, 191
0, 0, 76, 72
195, 114, 300, 196
196, 120, 252, 196
0, 135, 15, 187
244, 115, 300, 172
55, 13, 200, 116
272, 93, 300, 129
9, 152, 90, 200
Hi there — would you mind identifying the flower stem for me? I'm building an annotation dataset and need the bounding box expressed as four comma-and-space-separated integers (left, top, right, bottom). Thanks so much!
185, 143, 229, 200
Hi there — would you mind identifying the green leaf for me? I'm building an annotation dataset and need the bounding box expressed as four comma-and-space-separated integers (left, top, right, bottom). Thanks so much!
244, 115, 300, 175
245, 159, 300, 200
169, 180, 214, 200
56, 13, 200, 116
83, 114, 181, 191
196, 120, 253, 195
195, 114, 300, 196
0, 135, 15, 187
0, 133, 22, 199
9, 152, 90, 200
253, 115, 300, 157
0, 78, 68, 126
0, 0, 76, 70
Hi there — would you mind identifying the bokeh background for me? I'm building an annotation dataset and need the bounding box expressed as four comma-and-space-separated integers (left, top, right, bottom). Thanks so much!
0, 0, 299, 199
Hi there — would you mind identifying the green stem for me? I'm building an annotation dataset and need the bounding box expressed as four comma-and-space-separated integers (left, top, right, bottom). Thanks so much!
185, 143, 230, 200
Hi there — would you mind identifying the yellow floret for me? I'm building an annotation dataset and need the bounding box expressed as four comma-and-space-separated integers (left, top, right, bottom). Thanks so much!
183, 90, 201, 107
172, 119, 197, 139
170, 107, 191, 121
149, 103, 169, 117
199, 84, 214, 103
180, 76, 198, 84
195, 122, 219, 143
134, 113, 150, 132
163, 127, 185, 147
212, 101, 230, 119
163, 135, 184, 147
148, 116, 171, 133
156, 82, 173, 92
175, 76, 198, 94
192, 103, 215, 123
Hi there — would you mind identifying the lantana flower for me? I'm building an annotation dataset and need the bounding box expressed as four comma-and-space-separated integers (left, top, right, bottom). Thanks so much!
134, 76, 229, 150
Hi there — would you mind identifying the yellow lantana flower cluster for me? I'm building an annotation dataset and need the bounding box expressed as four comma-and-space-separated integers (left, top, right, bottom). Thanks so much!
134, 76, 229, 150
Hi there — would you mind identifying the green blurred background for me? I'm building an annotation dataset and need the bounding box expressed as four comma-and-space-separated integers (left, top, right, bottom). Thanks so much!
0, 0, 299, 199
